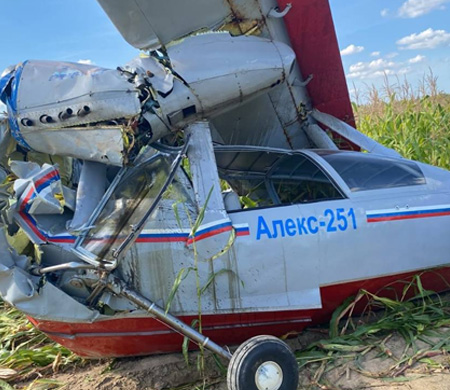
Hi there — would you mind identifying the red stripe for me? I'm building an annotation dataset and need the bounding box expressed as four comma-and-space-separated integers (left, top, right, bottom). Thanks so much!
34, 170, 59, 189
48, 238, 76, 244
368, 211, 450, 223
236, 230, 250, 237
136, 236, 188, 243
19, 212, 47, 241
186, 225, 233, 245
19, 188, 35, 211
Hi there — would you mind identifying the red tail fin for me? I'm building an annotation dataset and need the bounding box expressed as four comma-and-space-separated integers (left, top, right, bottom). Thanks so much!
278, 0, 355, 127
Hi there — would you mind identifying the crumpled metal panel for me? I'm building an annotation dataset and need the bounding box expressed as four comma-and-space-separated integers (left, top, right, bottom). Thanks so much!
167, 33, 295, 131
22, 126, 127, 166
168, 33, 294, 93
0, 230, 99, 322
15, 60, 140, 129
11, 161, 64, 215
0, 61, 140, 165
123, 55, 174, 95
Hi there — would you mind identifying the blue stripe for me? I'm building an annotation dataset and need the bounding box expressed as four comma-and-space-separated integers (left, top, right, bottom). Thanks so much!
9, 63, 24, 112
23, 192, 37, 213
35, 175, 61, 193
0, 71, 13, 102
6, 63, 31, 149
6, 62, 31, 149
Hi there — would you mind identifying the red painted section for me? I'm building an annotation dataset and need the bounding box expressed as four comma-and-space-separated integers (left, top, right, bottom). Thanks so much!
29, 267, 450, 358
186, 225, 232, 245
19, 188, 35, 211
277, 0, 357, 149
19, 212, 46, 241
136, 236, 187, 243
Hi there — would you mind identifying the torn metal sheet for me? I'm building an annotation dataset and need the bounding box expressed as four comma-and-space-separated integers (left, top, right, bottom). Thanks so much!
123, 55, 174, 95
0, 230, 99, 322
8, 162, 78, 249
11, 162, 64, 215
141, 33, 297, 144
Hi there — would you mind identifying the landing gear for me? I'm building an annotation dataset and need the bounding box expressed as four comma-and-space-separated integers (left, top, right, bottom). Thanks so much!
110, 279, 298, 390
227, 335, 299, 390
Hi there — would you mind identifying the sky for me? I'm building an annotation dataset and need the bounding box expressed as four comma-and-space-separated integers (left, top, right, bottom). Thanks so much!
0, 0, 449, 111
329, 0, 450, 100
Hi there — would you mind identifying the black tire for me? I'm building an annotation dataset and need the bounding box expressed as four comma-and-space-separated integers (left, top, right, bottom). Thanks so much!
227, 335, 299, 390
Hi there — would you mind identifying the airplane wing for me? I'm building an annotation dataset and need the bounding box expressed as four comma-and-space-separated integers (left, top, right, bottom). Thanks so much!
96, 0, 232, 50
97, 0, 356, 150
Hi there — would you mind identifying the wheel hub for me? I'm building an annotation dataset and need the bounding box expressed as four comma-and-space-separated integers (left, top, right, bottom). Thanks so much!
255, 361, 283, 390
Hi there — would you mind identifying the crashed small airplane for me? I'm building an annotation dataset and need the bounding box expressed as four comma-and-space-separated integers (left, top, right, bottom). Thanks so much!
1, 1, 450, 389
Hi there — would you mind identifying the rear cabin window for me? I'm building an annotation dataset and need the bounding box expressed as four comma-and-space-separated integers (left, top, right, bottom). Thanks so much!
320, 152, 426, 192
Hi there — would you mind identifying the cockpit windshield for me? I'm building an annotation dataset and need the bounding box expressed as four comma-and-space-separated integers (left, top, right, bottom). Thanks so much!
73, 143, 189, 268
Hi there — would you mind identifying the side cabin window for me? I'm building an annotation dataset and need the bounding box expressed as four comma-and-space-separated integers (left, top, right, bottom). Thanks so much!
270, 155, 343, 204
319, 151, 426, 192
216, 150, 344, 210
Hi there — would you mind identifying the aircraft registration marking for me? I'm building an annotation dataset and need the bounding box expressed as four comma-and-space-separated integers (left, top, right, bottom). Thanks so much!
256, 208, 357, 240
367, 205, 450, 223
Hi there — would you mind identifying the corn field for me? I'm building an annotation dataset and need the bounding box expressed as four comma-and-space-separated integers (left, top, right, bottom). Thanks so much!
354, 73, 450, 170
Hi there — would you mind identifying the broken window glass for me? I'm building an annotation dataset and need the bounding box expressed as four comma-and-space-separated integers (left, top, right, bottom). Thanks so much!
73, 148, 188, 268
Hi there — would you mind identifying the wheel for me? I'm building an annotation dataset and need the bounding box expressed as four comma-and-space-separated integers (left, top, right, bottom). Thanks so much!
227, 335, 299, 390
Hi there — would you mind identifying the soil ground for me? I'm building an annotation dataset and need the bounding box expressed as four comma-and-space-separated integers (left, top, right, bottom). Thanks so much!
15, 328, 450, 390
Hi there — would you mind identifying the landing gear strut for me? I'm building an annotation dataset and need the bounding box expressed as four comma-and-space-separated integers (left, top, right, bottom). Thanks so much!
110, 278, 299, 390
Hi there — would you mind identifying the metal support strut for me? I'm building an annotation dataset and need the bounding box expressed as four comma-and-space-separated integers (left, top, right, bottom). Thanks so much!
112, 279, 233, 361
